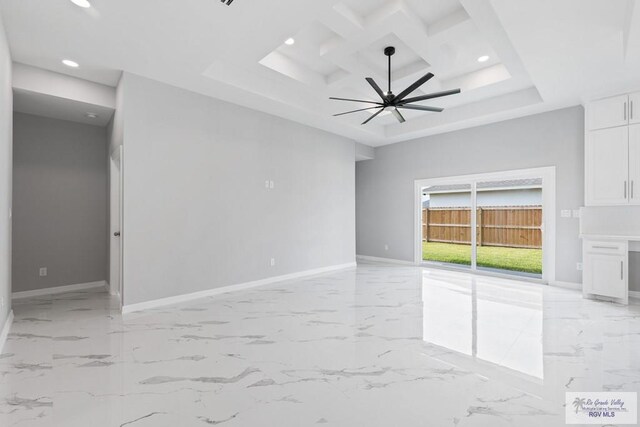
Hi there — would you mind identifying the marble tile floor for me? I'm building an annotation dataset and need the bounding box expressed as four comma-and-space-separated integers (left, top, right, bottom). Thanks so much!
1, 263, 639, 426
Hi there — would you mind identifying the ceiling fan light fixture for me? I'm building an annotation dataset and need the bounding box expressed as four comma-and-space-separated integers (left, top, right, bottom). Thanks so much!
285, 38, 295, 46
330, 46, 461, 125
477, 55, 490, 63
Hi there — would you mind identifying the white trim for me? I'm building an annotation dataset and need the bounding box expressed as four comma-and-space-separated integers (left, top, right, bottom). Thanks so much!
550, 280, 582, 290
630, 290, 640, 300
356, 255, 416, 266
12, 281, 107, 299
122, 262, 357, 314
414, 166, 556, 283
0, 311, 14, 354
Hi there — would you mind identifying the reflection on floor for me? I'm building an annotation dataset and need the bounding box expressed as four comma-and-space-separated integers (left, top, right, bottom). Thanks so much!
1, 263, 639, 426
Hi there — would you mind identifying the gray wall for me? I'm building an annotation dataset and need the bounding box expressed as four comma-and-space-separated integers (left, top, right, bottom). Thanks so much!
0, 11, 12, 332
120, 73, 356, 306
12, 113, 108, 292
357, 106, 584, 284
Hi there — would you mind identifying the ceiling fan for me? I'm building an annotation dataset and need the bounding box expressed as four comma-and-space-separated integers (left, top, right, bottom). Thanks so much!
330, 46, 461, 125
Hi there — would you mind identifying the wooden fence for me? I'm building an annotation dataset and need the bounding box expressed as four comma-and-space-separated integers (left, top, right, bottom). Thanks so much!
422, 206, 542, 249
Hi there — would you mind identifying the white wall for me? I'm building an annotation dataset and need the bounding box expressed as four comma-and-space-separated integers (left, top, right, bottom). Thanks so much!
0, 11, 12, 332
120, 73, 356, 306
357, 106, 584, 284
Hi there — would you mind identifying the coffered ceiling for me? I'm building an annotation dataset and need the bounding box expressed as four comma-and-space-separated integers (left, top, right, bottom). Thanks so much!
1, 0, 638, 146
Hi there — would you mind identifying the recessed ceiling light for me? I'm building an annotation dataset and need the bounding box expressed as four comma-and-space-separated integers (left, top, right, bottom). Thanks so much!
284, 38, 295, 46
477, 55, 490, 63
85, 113, 98, 119
62, 59, 79, 68
70, 0, 91, 8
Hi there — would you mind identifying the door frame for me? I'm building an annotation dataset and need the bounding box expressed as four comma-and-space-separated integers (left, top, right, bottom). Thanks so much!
414, 166, 556, 284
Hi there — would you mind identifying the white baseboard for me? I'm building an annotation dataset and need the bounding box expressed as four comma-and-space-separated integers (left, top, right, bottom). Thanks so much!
12, 280, 108, 299
0, 311, 14, 354
630, 290, 640, 300
356, 255, 416, 266
550, 280, 582, 290
122, 262, 357, 314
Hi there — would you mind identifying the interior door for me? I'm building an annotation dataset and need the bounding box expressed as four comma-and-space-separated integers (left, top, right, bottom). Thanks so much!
587, 94, 629, 130
586, 126, 629, 205
118, 145, 124, 301
109, 146, 124, 306
630, 124, 640, 205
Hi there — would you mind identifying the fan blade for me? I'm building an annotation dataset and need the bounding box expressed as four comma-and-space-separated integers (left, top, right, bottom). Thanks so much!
333, 106, 383, 117
400, 88, 461, 104
397, 104, 443, 113
394, 72, 434, 101
365, 78, 386, 100
361, 108, 384, 125
392, 108, 406, 123
329, 97, 383, 105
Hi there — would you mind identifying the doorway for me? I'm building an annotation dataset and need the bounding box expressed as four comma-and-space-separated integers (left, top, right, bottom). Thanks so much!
415, 167, 556, 283
109, 146, 123, 305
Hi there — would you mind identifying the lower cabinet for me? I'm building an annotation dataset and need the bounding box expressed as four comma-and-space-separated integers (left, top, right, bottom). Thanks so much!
583, 239, 628, 304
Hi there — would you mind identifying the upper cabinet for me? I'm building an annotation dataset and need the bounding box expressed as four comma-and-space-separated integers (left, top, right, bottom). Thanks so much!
586, 126, 629, 205
630, 92, 640, 125
629, 124, 640, 204
585, 92, 640, 206
587, 94, 629, 130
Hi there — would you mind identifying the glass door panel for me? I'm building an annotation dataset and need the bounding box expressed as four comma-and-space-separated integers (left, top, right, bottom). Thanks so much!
474, 179, 543, 278
422, 184, 472, 269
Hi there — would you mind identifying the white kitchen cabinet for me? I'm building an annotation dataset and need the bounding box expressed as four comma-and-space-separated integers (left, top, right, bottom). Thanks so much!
630, 91, 640, 125
630, 124, 640, 205
582, 239, 628, 304
587, 94, 629, 130
585, 126, 629, 205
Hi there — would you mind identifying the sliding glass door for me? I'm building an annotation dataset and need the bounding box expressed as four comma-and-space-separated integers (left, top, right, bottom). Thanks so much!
417, 169, 552, 281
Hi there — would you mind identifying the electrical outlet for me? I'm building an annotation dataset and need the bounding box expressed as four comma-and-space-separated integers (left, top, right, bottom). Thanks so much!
577, 262, 583, 271
270, 258, 275, 267
39, 267, 47, 277
269, 180, 274, 189
572, 210, 580, 218
265, 180, 270, 189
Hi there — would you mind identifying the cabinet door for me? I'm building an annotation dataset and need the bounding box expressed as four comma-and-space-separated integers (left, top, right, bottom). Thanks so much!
630, 92, 640, 125
585, 126, 629, 205
587, 94, 629, 130
630, 125, 640, 205
583, 253, 626, 299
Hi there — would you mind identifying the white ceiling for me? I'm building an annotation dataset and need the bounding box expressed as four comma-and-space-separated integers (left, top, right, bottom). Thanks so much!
1, 0, 638, 146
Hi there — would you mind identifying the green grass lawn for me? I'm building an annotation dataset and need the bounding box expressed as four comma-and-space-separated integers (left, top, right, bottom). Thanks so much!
422, 242, 542, 274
